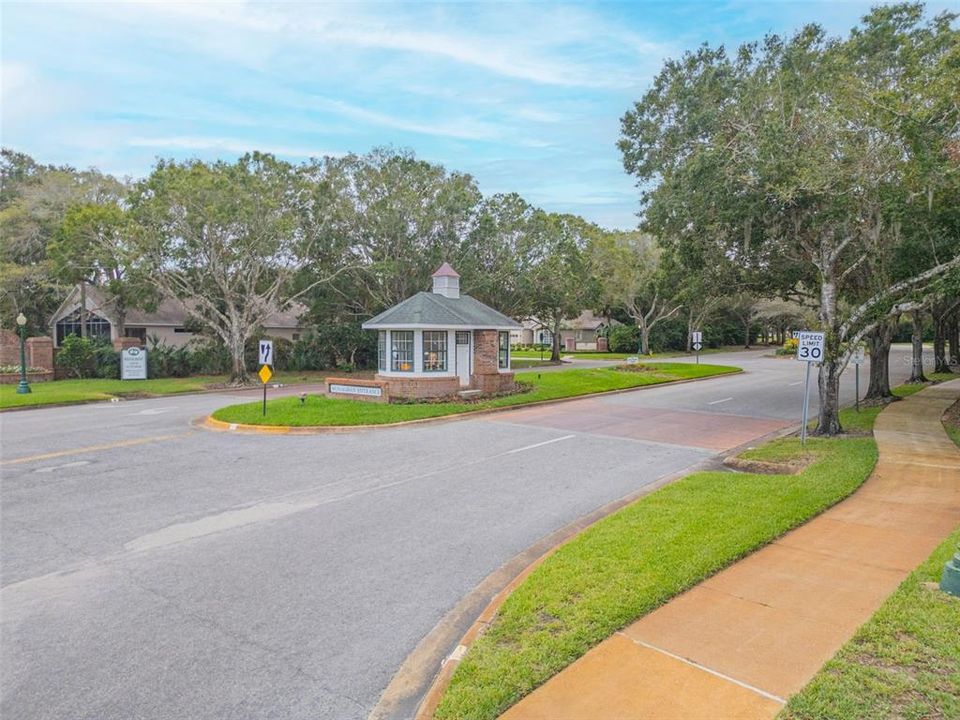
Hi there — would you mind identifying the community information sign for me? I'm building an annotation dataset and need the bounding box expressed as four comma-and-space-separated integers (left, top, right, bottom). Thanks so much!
121, 347, 147, 380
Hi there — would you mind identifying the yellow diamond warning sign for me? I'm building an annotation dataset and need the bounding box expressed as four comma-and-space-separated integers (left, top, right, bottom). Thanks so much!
258, 364, 273, 384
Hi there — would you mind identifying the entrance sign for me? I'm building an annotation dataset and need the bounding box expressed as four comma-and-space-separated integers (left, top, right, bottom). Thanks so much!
329, 383, 383, 398
121, 347, 147, 380
258, 340, 274, 367
795, 330, 825, 445
796, 331, 825, 362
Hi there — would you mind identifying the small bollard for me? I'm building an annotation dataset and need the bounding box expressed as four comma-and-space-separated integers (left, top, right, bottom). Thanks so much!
941, 545, 960, 597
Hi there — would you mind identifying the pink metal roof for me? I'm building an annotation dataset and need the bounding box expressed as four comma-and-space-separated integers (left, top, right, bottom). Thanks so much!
431, 262, 460, 278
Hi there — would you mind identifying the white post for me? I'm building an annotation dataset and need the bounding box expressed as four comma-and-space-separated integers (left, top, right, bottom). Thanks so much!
800, 361, 812, 445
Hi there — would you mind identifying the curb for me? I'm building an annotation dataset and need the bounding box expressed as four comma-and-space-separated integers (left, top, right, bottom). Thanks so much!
369, 419, 797, 720
201, 368, 744, 435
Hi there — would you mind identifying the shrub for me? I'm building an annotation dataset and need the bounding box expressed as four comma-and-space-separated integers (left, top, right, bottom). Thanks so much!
93, 340, 120, 379
608, 325, 640, 353
57, 335, 96, 378
776, 337, 799, 356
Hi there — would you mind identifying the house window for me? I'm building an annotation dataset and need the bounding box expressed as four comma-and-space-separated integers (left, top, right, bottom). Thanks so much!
391, 331, 414, 372
378, 331, 386, 371
55, 310, 111, 346
173, 327, 190, 333
292, 333, 300, 341
422, 331, 447, 372
498, 331, 510, 369
126, 327, 147, 343
456, 331, 470, 345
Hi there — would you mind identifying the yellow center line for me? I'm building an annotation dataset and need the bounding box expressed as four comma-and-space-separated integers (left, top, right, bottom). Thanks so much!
1, 432, 192, 466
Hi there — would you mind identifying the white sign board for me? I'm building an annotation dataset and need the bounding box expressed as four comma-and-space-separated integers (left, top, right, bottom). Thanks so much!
851, 345, 865, 365
121, 347, 147, 380
329, 383, 383, 397
796, 331, 825, 363
692, 331, 703, 344
693, 342, 703, 351
258, 340, 274, 367
626, 356, 639, 364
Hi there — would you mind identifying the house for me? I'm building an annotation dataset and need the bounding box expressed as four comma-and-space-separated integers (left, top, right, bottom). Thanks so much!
344, 263, 520, 401
511, 310, 619, 351
48, 284, 306, 348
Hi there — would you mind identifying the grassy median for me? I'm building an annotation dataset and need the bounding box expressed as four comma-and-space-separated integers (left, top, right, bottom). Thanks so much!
210, 363, 738, 427
435, 396, 897, 720
0, 371, 331, 409
781, 527, 960, 720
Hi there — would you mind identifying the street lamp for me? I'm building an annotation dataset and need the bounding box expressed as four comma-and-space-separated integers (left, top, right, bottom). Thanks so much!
15, 313, 31, 395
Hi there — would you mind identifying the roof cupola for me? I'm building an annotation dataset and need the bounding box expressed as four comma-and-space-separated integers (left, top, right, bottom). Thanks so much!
431, 262, 460, 299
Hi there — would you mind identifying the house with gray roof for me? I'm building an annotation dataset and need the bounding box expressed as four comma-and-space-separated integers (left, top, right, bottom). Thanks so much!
354, 263, 521, 400
49, 284, 306, 348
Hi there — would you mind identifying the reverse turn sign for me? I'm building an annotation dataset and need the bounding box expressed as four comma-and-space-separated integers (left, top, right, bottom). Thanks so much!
795, 331, 825, 362
258, 340, 274, 367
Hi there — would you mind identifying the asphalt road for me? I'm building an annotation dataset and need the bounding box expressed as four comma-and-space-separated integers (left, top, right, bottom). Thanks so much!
0, 346, 931, 720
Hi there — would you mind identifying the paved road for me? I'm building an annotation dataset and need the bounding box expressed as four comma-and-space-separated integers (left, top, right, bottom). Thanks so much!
0, 347, 930, 720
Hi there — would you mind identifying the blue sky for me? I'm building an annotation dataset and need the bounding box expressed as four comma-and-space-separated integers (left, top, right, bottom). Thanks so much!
2, 1, 952, 229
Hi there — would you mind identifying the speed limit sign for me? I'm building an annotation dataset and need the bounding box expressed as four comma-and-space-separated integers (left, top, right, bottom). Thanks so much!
796, 331, 825, 363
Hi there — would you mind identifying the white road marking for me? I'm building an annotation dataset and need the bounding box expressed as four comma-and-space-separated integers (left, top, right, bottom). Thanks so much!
33, 460, 91, 474
505, 434, 576, 455
130, 408, 176, 416
708, 397, 734, 405
788, 381, 804, 386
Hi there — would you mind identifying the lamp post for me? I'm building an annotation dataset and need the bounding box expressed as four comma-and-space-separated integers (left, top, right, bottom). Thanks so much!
16, 312, 31, 395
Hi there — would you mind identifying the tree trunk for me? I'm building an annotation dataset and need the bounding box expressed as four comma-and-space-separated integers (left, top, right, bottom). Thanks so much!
228, 330, 248, 385
742, 317, 751, 349
815, 266, 841, 435
908, 309, 927, 383
638, 324, 651, 355
815, 360, 842, 435
864, 317, 896, 401
550, 319, 561, 362
949, 310, 959, 368
686, 309, 694, 353
934, 315, 949, 374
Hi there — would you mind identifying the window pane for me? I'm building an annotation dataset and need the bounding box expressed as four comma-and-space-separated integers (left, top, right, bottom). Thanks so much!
378, 331, 386, 371
423, 331, 447, 372
498, 331, 510, 369
391, 331, 413, 372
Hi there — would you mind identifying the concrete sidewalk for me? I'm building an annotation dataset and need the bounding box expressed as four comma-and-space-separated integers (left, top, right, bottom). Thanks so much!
502, 380, 960, 720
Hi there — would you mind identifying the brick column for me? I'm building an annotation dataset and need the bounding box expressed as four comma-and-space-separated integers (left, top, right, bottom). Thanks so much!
113, 336, 143, 351
26, 336, 54, 371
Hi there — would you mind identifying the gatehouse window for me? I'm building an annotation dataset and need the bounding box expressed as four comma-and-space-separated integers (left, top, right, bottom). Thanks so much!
378, 331, 386, 371
498, 331, 510, 369
391, 331, 413, 372
422, 331, 447, 372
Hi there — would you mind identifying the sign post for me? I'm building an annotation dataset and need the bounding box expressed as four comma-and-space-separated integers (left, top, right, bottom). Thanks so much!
796, 331, 825, 445
851, 344, 865, 413
258, 340, 274, 417
692, 331, 703, 364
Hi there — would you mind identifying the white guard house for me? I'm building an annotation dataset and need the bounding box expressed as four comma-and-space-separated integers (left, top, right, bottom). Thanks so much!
339, 264, 520, 401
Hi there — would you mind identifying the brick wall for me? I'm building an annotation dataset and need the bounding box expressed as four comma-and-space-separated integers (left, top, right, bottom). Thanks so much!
378, 374, 460, 400
0, 330, 55, 371
473, 330, 500, 375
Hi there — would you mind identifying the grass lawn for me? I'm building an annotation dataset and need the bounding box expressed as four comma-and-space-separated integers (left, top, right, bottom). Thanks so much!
510, 346, 749, 361
434, 386, 908, 720
210, 363, 739, 427
0, 370, 331, 410
780, 526, 960, 720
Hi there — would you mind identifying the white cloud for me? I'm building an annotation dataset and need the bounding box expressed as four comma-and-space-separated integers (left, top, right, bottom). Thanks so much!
126, 135, 337, 159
